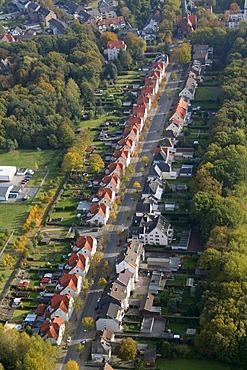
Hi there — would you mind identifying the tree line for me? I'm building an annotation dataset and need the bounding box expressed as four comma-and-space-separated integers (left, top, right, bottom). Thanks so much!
189, 25, 247, 366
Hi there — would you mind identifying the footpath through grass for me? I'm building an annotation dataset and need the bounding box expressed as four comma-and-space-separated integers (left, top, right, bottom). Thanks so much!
156, 358, 232, 370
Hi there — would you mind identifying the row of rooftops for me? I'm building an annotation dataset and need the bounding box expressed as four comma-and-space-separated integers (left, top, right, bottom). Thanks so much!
86, 57, 168, 225
35, 235, 96, 342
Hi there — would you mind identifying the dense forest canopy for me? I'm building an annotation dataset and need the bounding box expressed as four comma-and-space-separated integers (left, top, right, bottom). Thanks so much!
189, 23, 247, 366
0, 25, 103, 149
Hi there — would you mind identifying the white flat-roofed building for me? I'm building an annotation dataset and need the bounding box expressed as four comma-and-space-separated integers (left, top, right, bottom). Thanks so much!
0, 166, 17, 181
0, 185, 14, 201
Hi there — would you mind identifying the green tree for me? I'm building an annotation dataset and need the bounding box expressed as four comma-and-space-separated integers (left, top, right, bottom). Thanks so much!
160, 340, 172, 358
134, 358, 144, 370
124, 32, 146, 58
119, 50, 133, 68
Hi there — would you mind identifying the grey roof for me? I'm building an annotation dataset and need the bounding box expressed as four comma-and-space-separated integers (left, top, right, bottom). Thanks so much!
164, 130, 176, 139
49, 19, 68, 32
145, 214, 171, 234
0, 186, 11, 197
66, 0, 82, 13
136, 202, 152, 214
112, 269, 134, 287
91, 339, 111, 355
38, 6, 50, 16
153, 151, 167, 162
78, 9, 91, 22
106, 302, 120, 318
156, 161, 170, 172
148, 164, 160, 178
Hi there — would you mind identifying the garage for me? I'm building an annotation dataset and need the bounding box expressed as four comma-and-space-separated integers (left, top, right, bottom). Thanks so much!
0, 166, 17, 182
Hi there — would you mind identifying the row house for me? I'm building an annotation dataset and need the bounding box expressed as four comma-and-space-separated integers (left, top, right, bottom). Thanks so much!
105, 161, 125, 177
115, 241, 144, 282
111, 148, 131, 167
55, 273, 82, 297
40, 317, 65, 345
179, 73, 197, 101
71, 235, 97, 258
96, 302, 124, 332
65, 253, 90, 277
48, 294, 74, 322
87, 202, 110, 226
93, 187, 116, 207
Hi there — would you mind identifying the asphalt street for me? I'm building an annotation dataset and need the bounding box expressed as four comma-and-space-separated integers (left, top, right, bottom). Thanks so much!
57, 65, 182, 370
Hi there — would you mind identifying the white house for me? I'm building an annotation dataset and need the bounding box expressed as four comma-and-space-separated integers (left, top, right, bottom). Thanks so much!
107, 40, 126, 61
138, 215, 174, 246
72, 235, 97, 258
49, 294, 74, 322
87, 202, 110, 226
65, 253, 90, 277
115, 241, 144, 282
56, 274, 82, 296
96, 302, 124, 332
40, 317, 65, 345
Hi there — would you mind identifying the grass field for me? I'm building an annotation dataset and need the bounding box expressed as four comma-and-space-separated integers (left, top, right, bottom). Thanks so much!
0, 149, 62, 169
194, 87, 216, 100
156, 358, 231, 370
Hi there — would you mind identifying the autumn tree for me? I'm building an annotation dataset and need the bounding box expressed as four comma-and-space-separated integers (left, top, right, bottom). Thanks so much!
133, 181, 141, 190
65, 360, 79, 370
88, 153, 104, 173
118, 337, 137, 360
99, 277, 107, 287
141, 155, 149, 164
124, 33, 146, 58
230, 2, 240, 13
99, 32, 118, 49
119, 50, 133, 68
82, 317, 95, 330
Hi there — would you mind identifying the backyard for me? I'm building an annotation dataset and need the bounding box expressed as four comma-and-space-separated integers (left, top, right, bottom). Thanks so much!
156, 358, 231, 370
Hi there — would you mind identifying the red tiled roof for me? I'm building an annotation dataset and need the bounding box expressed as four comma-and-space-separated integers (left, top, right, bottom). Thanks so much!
152, 61, 165, 70
178, 97, 188, 110
76, 236, 95, 249
50, 294, 71, 313
68, 253, 88, 271
141, 87, 154, 95
107, 40, 126, 49
132, 105, 146, 118
59, 274, 80, 291
40, 317, 64, 340
89, 202, 108, 217
35, 303, 46, 315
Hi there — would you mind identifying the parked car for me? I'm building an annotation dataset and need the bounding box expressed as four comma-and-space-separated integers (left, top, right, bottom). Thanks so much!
66, 336, 71, 343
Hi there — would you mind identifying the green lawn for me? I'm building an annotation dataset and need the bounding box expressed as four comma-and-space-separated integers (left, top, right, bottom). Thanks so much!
194, 87, 216, 100
0, 203, 31, 231
0, 149, 62, 169
156, 358, 231, 370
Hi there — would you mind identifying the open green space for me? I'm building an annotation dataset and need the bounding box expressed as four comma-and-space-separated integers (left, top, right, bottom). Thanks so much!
194, 87, 216, 101
0, 149, 62, 171
0, 203, 31, 232
156, 358, 231, 370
